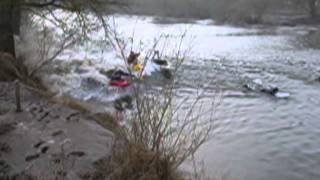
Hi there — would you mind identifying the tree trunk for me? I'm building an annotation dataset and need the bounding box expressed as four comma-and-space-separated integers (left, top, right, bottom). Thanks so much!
0, 1, 20, 57
309, 0, 317, 18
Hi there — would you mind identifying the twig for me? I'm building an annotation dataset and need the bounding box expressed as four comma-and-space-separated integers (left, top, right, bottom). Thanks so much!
15, 80, 22, 112
29, 32, 77, 77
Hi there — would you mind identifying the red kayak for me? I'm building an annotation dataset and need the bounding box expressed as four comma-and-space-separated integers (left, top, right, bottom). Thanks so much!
109, 80, 130, 87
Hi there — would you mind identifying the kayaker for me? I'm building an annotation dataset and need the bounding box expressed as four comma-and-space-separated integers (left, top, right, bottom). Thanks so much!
109, 70, 131, 87
243, 79, 290, 98
260, 87, 279, 96
152, 50, 168, 66
127, 51, 140, 65
127, 51, 144, 73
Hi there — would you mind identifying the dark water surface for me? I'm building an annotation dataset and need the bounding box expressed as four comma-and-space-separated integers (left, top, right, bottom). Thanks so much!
53, 15, 320, 180
116, 16, 320, 180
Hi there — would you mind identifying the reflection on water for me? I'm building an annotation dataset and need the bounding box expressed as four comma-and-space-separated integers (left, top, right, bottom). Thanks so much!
51, 15, 320, 180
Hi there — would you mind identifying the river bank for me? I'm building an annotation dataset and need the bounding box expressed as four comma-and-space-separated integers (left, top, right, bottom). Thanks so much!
0, 82, 114, 179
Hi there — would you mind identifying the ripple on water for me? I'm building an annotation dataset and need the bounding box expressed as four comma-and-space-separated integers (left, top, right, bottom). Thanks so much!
44, 15, 320, 180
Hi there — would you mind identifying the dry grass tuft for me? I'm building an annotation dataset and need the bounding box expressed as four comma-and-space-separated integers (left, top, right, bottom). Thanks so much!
86, 141, 184, 180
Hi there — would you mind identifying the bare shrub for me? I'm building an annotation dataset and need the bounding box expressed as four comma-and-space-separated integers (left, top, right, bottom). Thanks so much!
95, 21, 222, 180
104, 84, 221, 179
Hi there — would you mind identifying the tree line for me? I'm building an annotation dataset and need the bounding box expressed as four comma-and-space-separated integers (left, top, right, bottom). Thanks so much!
0, 0, 319, 56
128, 0, 319, 22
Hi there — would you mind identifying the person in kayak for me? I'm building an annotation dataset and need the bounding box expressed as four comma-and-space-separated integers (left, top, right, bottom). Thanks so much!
152, 50, 168, 66
127, 51, 144, 73
109, 69, 130, 81
127, 51, 140, 65
260, 87, 279, 96
243, 79, 289, 98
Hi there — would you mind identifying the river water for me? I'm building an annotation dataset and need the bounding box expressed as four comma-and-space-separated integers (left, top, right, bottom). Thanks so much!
48, 15, 320, 180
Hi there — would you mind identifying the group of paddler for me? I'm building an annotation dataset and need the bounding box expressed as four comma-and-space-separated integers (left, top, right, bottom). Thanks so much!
110, 50, 171, 113
108, 50, 171, 88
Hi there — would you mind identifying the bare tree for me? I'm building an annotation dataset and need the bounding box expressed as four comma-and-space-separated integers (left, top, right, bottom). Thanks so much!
0, 0, 128, 87
0, 0, 122, 57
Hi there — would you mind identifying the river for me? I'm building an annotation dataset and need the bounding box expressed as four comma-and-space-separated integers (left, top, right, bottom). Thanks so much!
47, 15, 320, 180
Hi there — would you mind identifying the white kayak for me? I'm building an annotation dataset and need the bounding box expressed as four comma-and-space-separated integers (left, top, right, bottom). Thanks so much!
275, 92, 290, 99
